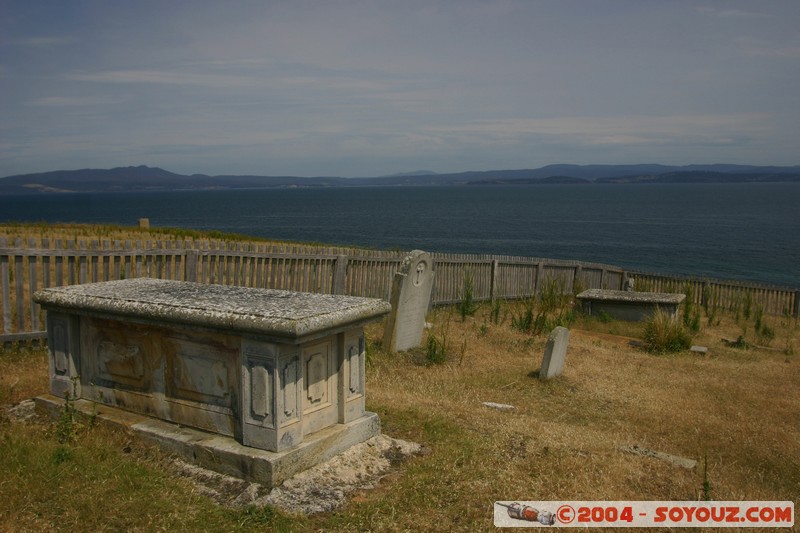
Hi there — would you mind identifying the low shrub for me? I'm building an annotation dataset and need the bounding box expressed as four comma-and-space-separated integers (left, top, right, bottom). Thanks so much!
643, 308, 692, 354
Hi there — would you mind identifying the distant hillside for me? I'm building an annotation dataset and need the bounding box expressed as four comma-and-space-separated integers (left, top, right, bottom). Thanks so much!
1, 164, 799, 194
596, 170, 800, 184
467, 175, 592, 185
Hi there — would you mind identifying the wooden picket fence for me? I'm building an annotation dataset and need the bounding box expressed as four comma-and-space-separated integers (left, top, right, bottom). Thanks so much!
1, 236, 797, 344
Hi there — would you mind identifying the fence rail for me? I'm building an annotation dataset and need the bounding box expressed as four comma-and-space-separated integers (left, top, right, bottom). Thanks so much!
1, 237, 797, 343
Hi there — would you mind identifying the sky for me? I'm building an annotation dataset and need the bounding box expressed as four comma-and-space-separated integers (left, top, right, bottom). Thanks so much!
1, 0, 799, 178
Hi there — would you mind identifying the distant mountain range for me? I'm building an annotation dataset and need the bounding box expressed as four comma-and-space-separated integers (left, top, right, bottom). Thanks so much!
1, 164, 799, 194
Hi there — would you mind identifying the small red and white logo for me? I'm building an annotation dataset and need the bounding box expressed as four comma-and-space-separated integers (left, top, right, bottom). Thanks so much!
494, 501, 794, 528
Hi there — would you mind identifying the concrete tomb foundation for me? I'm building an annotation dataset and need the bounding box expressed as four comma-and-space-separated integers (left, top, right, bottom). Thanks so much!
33, 278, 390, 487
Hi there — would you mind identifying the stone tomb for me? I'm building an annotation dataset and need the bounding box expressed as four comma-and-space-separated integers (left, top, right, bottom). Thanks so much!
576, 289, 685, 322
33, 278, 390, 486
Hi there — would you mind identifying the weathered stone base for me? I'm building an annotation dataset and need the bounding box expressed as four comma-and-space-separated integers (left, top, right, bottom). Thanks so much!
34, 394, 380, 489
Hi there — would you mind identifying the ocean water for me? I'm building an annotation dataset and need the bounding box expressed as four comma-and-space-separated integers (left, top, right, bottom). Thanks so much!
1, 183, 798, 287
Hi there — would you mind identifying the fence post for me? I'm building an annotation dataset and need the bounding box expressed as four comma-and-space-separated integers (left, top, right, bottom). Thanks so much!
534, 261, 543, 297
332, 255, 348, 295
490, 260, 499, 303
15, 239, 24, 331
794, 291, 800, 318
184, 250, 199, 282
701, 281, 709, 309
573, 264, 582, 292
1, 237, 10, 334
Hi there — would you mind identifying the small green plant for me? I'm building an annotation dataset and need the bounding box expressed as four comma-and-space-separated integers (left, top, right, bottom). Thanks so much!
237, 505, 278, 527
364, 337, 376, 369
683, 284, 694, 325
55, 377, 81, 445
596, 310, 614, 323
643, 308, 692, 354
683, 285, 701, 333
706, 294, 719, 326
754, 305, 764, 332
510, 279, 570, 336
730, 335, 750, 349
702, 455, 711, 501
743, 291, 753, 320
426, 332, 447, 365
478, 322, 489, 337
539, 278, 566, 315
425, 309, 454, 364
689, 311, 701, 333
572, 278, 586, 298
510, 298, 535, 334
701, 283, 711, 314
784, 340, 795, 357
490, 299, 501, 325
730, 291, 743, 322
458, 274, 479, 321
51, 444, 73, 466
758, 324, 775, 346
547, 309, 575, 330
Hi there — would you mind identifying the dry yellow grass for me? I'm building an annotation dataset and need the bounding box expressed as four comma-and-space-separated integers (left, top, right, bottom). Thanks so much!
355, 305, 799, 530
0, 303, 797, 531
0, 345, 47, 406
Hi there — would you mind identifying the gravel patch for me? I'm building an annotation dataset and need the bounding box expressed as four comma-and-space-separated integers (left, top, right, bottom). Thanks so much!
169, 434, 422, 515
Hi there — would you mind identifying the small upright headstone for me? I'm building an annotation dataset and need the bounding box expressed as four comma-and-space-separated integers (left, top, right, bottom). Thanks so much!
383, 250, 435, 352
624, 277, 635, 292
138, 218, 150, 229
539, 326, 570, 380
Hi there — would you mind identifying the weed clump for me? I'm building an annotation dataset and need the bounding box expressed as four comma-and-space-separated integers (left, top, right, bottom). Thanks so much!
683, 284, 701, 333
425, 332, 447, 365
643, 308, 692, 354
458, 274, 478, 321
510, 279, 574, 336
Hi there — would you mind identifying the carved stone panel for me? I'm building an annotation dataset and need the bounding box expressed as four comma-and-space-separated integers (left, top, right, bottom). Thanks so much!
51, 317, 70, 376
306, 352, 327, 406
346, 335, 364, 398
301, 340, 337, 435
241, 339, 276, 428
168, 338, 234, 409
95, 340, 145, 389
279, 354, 300, 425
339, 332, 366, 424
47, 313, 80, 399
84, 317, 155, 394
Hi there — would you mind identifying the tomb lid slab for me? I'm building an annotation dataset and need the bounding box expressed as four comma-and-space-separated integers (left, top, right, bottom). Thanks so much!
576, 289, 685, 304
34, 278, 390, 339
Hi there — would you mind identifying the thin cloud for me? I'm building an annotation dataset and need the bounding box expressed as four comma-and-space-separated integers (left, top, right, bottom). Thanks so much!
25, 96, 123, 107
66, 69, 258, 88
740, 42, 800, 59
696, 7, 770, 19
426, 114, 769, 141
14, 36, 75, 46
